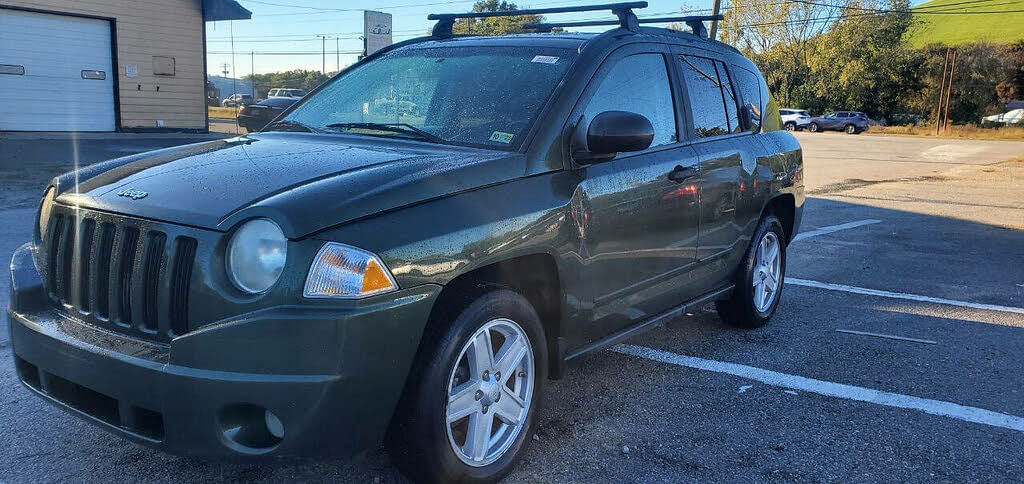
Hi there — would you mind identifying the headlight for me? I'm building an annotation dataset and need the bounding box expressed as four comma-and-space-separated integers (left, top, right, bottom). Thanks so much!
303, 242, 397, 299
38, 187, 56, 239
227, 219, 287, 294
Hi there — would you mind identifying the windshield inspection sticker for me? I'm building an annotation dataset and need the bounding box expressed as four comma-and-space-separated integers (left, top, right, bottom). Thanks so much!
489, 131, 514, 144
531, 55, 560, 64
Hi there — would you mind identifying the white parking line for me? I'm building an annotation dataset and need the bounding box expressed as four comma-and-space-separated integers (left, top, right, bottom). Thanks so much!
792, 219, 882, 242
787, 278, 1024, 315
612, 344, 1024, 433
835, 329, 937, 345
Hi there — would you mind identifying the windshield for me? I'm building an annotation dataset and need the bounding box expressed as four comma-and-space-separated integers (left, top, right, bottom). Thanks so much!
282, 46, 575, 148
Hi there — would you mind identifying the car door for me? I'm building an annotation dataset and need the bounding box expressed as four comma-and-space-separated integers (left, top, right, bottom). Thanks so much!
832, 112, 849, 129
675, 53, 759, 277
568, 45, 702, 344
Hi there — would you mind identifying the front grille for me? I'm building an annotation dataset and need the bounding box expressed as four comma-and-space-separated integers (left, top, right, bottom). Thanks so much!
41, 208, 198, 343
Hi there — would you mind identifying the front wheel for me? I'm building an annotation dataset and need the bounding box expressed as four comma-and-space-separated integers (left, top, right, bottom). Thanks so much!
388, 289, 546, 483
716, 214, 787, 328
845, 124, 857, 134
808, 123, 820, 133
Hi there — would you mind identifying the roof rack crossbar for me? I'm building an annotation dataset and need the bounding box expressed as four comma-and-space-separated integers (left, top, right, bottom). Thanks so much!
524, 14, 723, 38
428, 2, 647, 38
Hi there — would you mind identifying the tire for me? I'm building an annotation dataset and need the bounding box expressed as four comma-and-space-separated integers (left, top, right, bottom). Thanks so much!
388, 289, 547, 483
808, 123, 819, 133
784, 122, 796, 131
844, 124, 857, 134
716, 214, 787, 328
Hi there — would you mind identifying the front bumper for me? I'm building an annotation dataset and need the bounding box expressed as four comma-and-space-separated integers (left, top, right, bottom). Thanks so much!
7, 243, 441, 457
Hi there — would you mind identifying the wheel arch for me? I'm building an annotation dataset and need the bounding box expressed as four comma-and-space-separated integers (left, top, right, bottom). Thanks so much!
762, 193, 796, 244
424, 252, 566, 380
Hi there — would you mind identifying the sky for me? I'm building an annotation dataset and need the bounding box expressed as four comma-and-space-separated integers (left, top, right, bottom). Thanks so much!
205, 0, 930, 76
205, 0, 720, 76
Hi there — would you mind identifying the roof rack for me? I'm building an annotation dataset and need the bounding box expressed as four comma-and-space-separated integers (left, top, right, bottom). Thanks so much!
523, 14, 724, 38
427, 2, 648, 38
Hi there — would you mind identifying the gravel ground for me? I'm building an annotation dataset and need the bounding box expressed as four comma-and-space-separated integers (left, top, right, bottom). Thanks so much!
1, 132, 1023, 482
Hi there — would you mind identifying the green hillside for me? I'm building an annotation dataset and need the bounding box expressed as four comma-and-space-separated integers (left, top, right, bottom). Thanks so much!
905, 0, 1024, 48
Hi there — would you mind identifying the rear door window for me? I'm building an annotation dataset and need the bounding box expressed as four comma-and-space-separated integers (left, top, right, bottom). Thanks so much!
583, 53, 678, 148
678, 55, 729, 138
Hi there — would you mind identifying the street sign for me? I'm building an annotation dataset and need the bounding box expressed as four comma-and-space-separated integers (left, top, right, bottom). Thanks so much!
364, 10, 393, 57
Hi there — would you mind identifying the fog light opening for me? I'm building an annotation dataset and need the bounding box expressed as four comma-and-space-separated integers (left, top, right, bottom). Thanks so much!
217, 404, 284, 453
265, 409, 285, 439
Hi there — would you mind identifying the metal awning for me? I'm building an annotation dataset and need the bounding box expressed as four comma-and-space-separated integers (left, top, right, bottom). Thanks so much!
203, 0, 252, 21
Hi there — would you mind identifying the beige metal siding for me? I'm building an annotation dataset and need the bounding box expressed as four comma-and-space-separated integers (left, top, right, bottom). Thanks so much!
2, 0, 206, 130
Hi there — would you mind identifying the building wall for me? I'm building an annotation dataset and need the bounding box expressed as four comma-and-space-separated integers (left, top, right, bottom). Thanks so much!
3, 0, 206, 130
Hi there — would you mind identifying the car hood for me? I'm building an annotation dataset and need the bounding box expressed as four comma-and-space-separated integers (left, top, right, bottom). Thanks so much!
54, 133, 524, 238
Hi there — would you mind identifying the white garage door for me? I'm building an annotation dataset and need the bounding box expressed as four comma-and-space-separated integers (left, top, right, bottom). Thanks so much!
0, 9, 116, 131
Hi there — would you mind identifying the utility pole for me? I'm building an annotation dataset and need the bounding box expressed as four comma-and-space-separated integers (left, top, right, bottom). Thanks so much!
934, 48, 949, 135
942, 49, 958, 133
220, 62, 231, 77
316, 35, 330, 74
709, 0, 722, 41
250, 51, 255, 98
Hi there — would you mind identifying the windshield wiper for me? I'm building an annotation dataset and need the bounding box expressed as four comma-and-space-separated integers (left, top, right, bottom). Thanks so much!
325, 122, 444, 144
263, 119, 320, 133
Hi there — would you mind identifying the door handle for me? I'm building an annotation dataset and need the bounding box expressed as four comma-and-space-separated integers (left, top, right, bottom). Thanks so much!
667, 165, 697, 183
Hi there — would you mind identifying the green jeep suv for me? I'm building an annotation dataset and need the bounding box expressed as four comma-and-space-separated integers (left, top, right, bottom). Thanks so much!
7, 3, 802, 482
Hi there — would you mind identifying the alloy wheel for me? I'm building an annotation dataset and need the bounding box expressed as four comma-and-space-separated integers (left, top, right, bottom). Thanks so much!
752, 231, 782, 312
445, 318, 534, 467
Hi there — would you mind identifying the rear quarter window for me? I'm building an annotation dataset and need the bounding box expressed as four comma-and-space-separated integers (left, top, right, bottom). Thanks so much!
732, 66, 763, 133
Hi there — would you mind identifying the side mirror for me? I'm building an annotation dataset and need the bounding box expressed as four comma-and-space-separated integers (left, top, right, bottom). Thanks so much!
743, 103, 762, 133
573, 111, 654, 164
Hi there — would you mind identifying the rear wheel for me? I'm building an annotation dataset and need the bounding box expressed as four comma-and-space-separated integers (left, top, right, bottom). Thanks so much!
388, 289, 546, 483
784, 122, 797, 131
808, 123, 820, 133
716, 214, 786, 328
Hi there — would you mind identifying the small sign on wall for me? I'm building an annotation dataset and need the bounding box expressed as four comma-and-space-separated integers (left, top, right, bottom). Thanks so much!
125, 64, 139, 78
153, 56, 175, 76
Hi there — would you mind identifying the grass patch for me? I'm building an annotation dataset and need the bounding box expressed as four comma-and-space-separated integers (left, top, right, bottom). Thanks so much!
208, 106, 239, 119
868, 124, 1024, 141
905, 0, 1024, 48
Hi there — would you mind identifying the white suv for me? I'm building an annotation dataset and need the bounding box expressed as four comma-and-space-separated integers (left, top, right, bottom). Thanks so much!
780, 108, 811, 131
267, 88, 307, 99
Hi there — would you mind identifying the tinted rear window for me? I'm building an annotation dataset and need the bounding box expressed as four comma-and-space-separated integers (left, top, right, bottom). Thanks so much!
679, 55, 729, 138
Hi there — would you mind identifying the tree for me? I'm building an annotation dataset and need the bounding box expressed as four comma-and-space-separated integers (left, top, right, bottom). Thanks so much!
452, 0, 548, 35
243, 70, 331, 99
718, 0, 856, 106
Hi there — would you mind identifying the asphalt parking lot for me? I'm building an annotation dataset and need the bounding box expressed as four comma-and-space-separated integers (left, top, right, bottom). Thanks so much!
1, 132, 1023, 482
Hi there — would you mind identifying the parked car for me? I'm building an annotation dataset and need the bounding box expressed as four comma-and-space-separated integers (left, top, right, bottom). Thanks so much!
267, 88, 307, 99
8, 5, 803, 483
237, 97, 298, 131
807, 111, 869, 134
220, 93, 254, 107
779, 108, 811, 131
